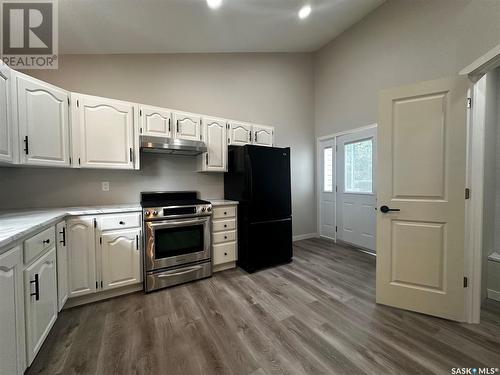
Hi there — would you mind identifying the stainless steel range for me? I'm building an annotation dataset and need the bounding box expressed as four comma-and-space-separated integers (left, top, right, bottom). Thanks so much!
141, 191, 213, 292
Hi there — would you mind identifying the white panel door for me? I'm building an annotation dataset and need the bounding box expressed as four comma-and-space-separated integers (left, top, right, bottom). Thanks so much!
173, 111, 201, 141
336, 128, 377, 252
56, 220, 68, 311
0, 64, 15, 163
318, 138, 335, 239
16, 73, 70, 167
100, 228, 141, 291
377, 77, 469, 321
73, 94, 137, 169
201, 116, 227, 172
0, 246, 26, 375
24, 246, 58, 365
140, 105, 172, 138
67, 217, 96, 298
228, 121, 252, 146
253, 124, 274, 147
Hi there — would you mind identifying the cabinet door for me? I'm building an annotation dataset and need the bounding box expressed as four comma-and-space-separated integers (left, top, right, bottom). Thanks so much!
201, 117, 227, 172
100, 228, 141, 291
67, 217, 96, 298
0, 64, 15, 164
140, 105, 172, 138
229, 121, 252, 146
24, 246, 58, 365
56, 221, 68, 311
173, 111, 201, 141
73, 94, 137, 169
253, 124, 274, 147
16, 72, 70, 166
0, 246, 26, 375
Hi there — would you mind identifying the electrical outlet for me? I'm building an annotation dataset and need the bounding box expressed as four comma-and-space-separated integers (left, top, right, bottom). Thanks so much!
102, 181, 110, 192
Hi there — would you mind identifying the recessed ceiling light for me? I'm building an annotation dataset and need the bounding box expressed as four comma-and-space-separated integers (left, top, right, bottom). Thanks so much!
298, 5, 311, 19
207, 0, 222, 10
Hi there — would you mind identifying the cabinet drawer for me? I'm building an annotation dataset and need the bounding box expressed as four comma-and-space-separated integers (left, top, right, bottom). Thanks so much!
213, 230, 236, 244
212, 219, 236, 232
24, 226, 55, 265
213, 242, 237, 265
98, 213, 141, 231
212, 206, 236, 219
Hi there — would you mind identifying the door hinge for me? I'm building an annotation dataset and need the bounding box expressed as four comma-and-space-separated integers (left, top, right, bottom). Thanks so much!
99, 236, 102, 245
94, 218, 97, 228
335, 185, 338, 193
200, 134, 202, 140
76, 99, 79, 107
23, 136, 29, 155
78, 157, 81, 165
69, 157, 72, 165
465, 188, 470, 200
206, 153, 208, 165
101, 281, 103, 288
129, 148, 133, 162
467, 98, 472, 109
140, 127, 142, 134
67, 97, 70, 105
96, 281, 98, 289
139, 109, 142, 116
335, 226, 338, 232
168, 118, 171, 133
463, 277, 468, 288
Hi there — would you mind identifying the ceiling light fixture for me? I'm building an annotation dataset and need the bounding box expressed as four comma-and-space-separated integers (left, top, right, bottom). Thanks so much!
207, 0, 222, 10
298, 4, 311, 19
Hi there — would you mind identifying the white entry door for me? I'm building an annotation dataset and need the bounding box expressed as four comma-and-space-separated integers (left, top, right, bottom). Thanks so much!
376, 77, 469, 322
336, 128, 377, 252
319, 138, 335, 239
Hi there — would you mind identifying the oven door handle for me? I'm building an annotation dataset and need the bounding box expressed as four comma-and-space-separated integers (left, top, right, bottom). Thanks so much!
157, 265, 204, 278
148, 216, 209, 230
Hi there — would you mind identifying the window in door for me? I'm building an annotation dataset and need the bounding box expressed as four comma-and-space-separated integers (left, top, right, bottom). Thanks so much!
345, 138, 373, 193
323, 147, 333, 192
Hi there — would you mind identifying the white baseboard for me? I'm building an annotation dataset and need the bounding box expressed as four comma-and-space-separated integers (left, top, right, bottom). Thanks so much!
487, 288, 500, 302
293, 233, 318, 242
63, 283, 143, 309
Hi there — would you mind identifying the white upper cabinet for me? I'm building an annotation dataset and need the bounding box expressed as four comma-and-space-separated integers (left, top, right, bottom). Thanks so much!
100, 228, 141, 291
173, 111, 202, 142
200, 116, 227, 172
253, 124, 274, 147
0, 246, 26, 375
24, 246, 58, 365
67, 217, 96, 298
228, 121, 252, 146
71, 93, 139, 170
0, 64, 17, 164
140, 104, 172, 138
16, 72, 70, 167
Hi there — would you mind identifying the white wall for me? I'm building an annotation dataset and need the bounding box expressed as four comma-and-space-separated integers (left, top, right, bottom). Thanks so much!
0, 53, 316, 236
315, 0, 500, 137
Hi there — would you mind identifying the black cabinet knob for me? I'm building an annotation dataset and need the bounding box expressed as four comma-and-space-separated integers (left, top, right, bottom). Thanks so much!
224, 252, 227, 256
43, 239, 50, 244
119, 221, 125, 225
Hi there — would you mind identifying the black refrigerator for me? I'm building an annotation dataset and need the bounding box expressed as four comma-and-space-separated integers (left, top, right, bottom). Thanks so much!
224, 145, 292, 272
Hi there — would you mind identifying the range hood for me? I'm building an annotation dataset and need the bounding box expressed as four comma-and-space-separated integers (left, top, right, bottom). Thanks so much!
140, 136, 207, 156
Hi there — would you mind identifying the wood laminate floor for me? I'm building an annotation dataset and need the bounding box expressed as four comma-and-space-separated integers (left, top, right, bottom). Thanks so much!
27, 238, 500, 375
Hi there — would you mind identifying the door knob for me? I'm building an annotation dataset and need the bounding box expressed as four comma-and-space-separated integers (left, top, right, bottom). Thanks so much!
380, 205, 400, 213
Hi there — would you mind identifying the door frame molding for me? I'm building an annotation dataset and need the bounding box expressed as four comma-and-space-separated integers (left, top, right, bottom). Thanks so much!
316, 123, 378, 241
461, 42, 500, 323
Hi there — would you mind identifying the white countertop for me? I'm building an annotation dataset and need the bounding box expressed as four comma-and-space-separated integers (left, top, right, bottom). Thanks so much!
0, 204, 141, 254
0, 199, 238, 254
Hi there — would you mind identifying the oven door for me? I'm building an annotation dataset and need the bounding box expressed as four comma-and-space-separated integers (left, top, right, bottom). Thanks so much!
145, 216, 210, 271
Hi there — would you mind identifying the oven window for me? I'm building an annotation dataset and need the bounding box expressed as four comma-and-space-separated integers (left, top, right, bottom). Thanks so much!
154, 224, 204, 258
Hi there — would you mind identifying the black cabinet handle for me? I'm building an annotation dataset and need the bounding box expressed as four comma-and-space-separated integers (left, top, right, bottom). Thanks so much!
59, 227, 66, 246
24, 136, 29, 155
380, 205, 400, 213
43, 239, 50, 244
224, 224, 227, 228
30, 274, 40, 301
119, 221, 125, 225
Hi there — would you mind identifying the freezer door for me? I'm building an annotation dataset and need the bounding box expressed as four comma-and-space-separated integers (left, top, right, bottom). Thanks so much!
239, 217, 293, 272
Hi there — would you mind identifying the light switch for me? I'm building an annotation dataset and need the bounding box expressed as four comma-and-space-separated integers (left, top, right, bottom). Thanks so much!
102, 181, 110, 192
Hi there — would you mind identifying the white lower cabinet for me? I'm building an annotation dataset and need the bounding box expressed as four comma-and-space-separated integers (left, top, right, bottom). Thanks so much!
24, 246, 58, 365
100, 228, 141, 291
67, 217, 97, 298
0, 246, 26, 375
56, 221, 68, 311
211, 204, 238, 272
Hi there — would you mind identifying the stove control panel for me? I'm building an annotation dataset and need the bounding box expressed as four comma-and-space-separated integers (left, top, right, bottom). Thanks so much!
143, 204, 212, 220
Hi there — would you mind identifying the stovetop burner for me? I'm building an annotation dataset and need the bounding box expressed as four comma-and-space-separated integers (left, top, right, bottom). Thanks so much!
140, 191, 209, 208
